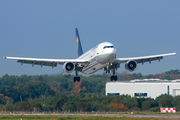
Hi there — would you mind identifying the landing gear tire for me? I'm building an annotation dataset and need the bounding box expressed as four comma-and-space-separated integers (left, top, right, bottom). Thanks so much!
111, 76, 117, 81
74, 77, 80, 82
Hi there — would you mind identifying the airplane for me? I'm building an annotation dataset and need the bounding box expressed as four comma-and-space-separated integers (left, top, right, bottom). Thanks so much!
4, 28, 177, 82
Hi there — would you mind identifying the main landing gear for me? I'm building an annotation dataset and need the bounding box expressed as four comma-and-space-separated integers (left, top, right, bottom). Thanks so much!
106, 64, 118, 81
112, 65, 117, 81
111, 76, 117, 81
74, 66, 80, 82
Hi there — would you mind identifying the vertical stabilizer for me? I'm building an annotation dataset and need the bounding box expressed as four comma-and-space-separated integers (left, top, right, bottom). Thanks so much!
75, 28, 83, 57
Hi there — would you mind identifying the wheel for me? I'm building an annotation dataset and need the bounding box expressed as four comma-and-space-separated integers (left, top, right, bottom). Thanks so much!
111, 76, 114, 81
114, 76, 117, 81
74, 77, 80, 82
77, 77, 80, 82
74, 77, 77, 82
110, 76, 118, 81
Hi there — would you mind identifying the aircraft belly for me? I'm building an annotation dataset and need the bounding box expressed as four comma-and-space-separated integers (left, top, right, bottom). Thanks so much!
81, 61, 106, 74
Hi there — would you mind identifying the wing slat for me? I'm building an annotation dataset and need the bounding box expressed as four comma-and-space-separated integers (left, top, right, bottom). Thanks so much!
17, 60, 57, 67
136, 56, 163, 64
4, 56, 89, 68
116, 52, 176, 64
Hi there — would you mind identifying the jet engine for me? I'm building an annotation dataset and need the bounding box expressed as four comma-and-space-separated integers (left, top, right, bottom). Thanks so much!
63, 62, 75, 73
125, 60, 137, 72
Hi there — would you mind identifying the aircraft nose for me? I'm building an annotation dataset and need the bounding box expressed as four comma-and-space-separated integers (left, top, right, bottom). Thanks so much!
109, 47, 116, 54
112, 47, 116, 53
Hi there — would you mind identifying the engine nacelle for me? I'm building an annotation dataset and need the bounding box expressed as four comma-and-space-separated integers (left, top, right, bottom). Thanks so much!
63, 62, 75, 73
125, 60, 137, 72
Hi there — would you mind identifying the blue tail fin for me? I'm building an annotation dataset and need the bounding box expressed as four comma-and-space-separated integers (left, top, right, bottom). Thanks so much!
75, 28, 83, 57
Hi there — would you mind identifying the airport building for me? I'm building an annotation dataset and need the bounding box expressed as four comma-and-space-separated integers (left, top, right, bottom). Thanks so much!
106, 79, 180, 99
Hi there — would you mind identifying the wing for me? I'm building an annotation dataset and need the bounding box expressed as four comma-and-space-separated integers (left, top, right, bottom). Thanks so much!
114, 52, 177, 64
3, 56, 89, 68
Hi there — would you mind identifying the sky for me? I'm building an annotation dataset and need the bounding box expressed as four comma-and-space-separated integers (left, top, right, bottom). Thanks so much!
0, 0, 180, 77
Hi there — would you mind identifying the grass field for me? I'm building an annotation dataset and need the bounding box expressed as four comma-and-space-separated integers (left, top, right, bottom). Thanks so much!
0, 115, 180, 120
0, 112, 179, 120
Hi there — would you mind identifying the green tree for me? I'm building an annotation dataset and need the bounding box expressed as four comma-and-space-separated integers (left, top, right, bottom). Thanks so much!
63, 101, 76, 112
156, 94, 173, 107
142, 100, 158, 111
56, 95, 68, 111
165, 69, 180, 75
4, 99, 14, 111
172, 95, 180, 111
15, 101, 32, 111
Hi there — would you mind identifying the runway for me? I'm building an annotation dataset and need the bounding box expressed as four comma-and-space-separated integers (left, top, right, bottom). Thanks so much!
1, 113, 180, 119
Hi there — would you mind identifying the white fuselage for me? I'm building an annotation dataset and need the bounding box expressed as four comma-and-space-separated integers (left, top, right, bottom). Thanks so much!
77, 42, 117, 74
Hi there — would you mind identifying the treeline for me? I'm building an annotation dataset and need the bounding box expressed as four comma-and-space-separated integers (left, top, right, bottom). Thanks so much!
1, 94, 180, 112
116, 69, 180, 80
0, 69, 179, 112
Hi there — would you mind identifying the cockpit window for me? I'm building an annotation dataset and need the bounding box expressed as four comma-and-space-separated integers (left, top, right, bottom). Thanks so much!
103, 46, 114, 49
